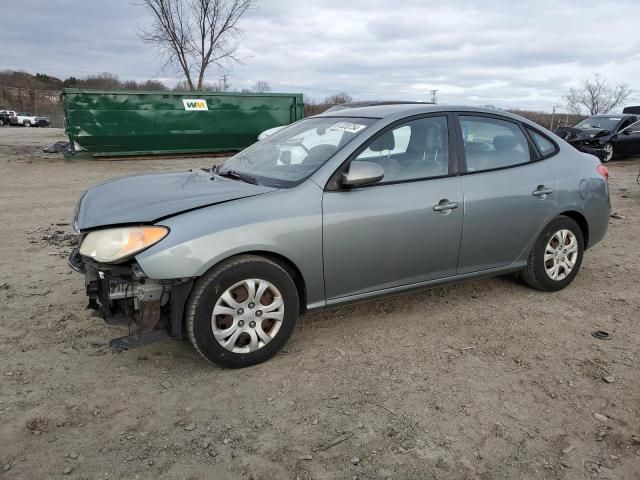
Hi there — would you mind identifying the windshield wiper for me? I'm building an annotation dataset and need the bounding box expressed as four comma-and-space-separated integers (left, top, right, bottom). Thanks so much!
218, 169, 259, 185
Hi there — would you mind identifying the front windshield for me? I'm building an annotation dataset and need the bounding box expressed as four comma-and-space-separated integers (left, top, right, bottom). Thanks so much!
574, 116, 621, 131
219, 117, 376, 187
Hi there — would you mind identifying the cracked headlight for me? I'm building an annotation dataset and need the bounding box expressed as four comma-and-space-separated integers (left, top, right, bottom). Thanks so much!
79, 226, 168, 263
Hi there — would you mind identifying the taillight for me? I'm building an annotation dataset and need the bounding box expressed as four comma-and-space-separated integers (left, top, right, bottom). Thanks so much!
597, 164, 609, 180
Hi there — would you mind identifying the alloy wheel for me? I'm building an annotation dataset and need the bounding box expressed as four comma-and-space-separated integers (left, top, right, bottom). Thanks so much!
603, 143, 614, 162
211, 279, 285, 354
544, 229, 579, 281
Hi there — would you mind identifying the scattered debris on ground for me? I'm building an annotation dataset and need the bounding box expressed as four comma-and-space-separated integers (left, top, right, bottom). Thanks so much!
1, 128, 639, 479
42, 141, 71, 154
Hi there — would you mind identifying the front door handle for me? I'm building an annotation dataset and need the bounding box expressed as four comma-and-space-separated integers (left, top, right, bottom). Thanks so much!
433, 200, 459, 212
532, 185, 553, 197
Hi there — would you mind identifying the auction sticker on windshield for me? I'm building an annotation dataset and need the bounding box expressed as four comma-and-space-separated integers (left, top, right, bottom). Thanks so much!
182, 99, 209, 111
328, 121, 367, 133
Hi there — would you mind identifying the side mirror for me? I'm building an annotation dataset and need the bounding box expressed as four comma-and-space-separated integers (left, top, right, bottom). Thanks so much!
341, 161, 384, 187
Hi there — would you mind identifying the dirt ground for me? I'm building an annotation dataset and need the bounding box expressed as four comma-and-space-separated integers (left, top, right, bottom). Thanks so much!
0, 127, 639, 480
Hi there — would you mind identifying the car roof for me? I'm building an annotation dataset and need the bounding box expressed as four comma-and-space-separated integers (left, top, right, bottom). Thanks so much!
588, 114, 635, 118
313, 103, 530, 122
327, 100, 433, 111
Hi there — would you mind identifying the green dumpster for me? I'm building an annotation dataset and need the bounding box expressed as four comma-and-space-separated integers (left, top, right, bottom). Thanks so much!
61, 88, 304, 157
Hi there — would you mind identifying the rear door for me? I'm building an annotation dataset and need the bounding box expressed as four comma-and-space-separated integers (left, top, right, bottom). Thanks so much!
455, 114, 557, 274
322, 114, 464, 300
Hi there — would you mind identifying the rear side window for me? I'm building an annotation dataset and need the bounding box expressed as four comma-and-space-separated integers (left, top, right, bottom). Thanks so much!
528, 129, 556, 157
459, 116, 531, 172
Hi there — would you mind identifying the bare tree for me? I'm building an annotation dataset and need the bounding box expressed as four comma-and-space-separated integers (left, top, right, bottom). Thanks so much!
79, 73, 122, 89
325, 92, 352, 105
253, 80, 271, 93
139, 0, 255, 90
565, 74, 633, 115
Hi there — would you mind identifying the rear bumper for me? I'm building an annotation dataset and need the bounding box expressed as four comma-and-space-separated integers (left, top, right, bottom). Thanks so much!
69, 248, 193, 346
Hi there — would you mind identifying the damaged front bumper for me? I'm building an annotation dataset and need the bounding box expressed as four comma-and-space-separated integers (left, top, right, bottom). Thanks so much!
554, 127, 609, 161
571, 143, 608, 161
68, 248, 193, 350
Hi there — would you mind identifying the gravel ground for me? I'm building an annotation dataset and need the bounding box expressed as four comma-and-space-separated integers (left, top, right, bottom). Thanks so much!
0, 127, 639, 479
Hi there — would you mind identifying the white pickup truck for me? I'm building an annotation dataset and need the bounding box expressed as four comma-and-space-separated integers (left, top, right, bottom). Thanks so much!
9, 112, 50, 127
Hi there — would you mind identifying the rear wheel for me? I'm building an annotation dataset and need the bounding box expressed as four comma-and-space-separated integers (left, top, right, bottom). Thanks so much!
522, 216, 584, 292
23, 121, 31, 127
186, 255, 299, 368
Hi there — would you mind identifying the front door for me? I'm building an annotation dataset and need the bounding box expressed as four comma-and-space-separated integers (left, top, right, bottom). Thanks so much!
614, 120, 640, 155
455, 114, 557, 274
322, 115, 464, 300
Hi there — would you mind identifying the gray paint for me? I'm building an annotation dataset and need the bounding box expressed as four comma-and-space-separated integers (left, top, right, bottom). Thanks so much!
322, 176, 463, 299
457, 161, 557, 274
74, 104, 610, 311
74, 169, 275, 230
135, 181, 326, 309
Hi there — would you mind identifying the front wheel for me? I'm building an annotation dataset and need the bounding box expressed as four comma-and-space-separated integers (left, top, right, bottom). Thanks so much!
186, 255, 299, 368
522, 216, 584, 292
23, 121, 31, 127
602, 142, 614, 162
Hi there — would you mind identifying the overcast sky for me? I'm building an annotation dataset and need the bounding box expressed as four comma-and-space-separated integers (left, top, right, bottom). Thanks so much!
1, 0, 638, 110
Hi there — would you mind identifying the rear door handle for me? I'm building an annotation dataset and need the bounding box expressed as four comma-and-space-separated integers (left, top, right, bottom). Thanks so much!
532, 186, 553, 197
433, 200, 459, 212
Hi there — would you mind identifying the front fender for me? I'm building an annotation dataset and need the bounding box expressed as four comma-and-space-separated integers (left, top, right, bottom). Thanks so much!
135, 181, 326, 309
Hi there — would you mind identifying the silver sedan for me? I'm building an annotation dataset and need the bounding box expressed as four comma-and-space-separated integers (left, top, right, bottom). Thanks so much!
70, 104, 610, 368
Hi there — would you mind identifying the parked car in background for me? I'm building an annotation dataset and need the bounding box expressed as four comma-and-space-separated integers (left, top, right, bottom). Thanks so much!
69, 104, 610, 368
0, 110, 17, 126
9, 112, 50, 127
555, 113, 640, 162
257, 101, 433, 141
0, 113, 11, 127
35, 117, 51, 127
257, 125, 285, 141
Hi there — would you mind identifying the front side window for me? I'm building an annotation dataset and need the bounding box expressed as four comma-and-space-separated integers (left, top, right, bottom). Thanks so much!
353, 116, 449, 183
459, 116, 531, 172
618, 117, 637, 131
220, 117, 376, 188
625, 120, 640, 133
528, 129, 556, 157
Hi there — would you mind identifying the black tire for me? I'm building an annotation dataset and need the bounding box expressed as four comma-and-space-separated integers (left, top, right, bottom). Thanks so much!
0, 120, 4, 127
23, 121, 31, 127
186, 255, 299, 368
522, 215, 584, 292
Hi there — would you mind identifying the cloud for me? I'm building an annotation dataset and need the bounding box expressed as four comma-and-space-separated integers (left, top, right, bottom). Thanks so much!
1, 0, 638, 110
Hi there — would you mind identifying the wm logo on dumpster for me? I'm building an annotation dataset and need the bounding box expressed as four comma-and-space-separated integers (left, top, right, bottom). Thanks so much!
182, 99, 209, 111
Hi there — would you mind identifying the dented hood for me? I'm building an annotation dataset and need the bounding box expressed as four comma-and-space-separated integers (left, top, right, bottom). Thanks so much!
74, 169, 276, 230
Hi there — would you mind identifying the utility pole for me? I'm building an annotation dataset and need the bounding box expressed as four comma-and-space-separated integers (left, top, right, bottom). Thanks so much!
219, 74, 229, 92
429, 89, 438, 104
